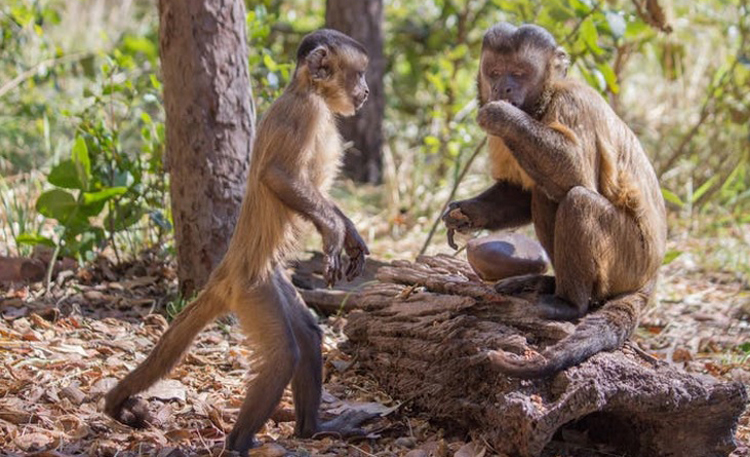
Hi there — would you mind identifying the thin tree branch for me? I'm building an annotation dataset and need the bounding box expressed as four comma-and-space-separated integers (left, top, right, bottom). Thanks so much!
418, 136, 487, 257
0, 52, 92, 99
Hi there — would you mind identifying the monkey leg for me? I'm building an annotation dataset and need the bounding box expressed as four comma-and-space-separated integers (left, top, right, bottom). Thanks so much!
105, 288, 228, 428
494, 274, 555, 295
547, 186, 653, 319
226, 276, 301, 453
276, 269, 376, 439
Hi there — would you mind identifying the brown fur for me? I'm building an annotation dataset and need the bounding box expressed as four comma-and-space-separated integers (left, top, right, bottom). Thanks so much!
444, 23, 667, 378
104, 29, 372, 454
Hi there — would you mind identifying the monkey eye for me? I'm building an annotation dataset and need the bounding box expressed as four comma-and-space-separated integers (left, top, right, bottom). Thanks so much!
490, 70, 500, 78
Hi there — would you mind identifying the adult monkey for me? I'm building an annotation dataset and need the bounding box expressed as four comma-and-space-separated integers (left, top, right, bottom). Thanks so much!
106, 29, 372, 453
443, 23, 667, 378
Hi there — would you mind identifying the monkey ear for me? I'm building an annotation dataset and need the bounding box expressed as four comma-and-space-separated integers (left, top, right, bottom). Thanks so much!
553, 47, 570, 77
306, 46, 332, 81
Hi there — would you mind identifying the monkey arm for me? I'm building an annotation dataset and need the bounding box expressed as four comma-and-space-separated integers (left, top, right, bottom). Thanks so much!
442, 181, 532, 249
477, 101, 592, 202
263, 165, 346, 285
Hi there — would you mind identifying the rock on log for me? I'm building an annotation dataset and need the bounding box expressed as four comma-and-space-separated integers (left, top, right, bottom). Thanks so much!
341, 255, 747, 457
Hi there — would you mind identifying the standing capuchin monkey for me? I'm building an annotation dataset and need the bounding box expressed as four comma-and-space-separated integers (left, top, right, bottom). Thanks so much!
105, 29, 372, 453
443, 23, 667, 378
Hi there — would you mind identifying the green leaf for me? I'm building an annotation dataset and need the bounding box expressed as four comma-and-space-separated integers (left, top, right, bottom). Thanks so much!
424, 136, 440, 147
80, 55, 97, 79
16, 233, 56, 248
48, 159, 85, 190
661, 188, 684, 207
106, 203, 145, 231
83, 187, 127, 205
263, 54, 278, 71
662, 249, 683, 265
150, 210, 172, 230
113, 170, 135, 188
597, 63, 620, 94
36, 189, 78, 222
691, 175, 718, 203
579, 17, 603, 55
122, 35, 158, 60
72, 136, 91, 191
78, 187, 128, 217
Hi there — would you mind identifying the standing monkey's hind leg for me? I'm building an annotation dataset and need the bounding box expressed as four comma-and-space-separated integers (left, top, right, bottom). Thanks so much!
226, 278, 300, 453
277, 270, 377, 440
105, 289, 227, 428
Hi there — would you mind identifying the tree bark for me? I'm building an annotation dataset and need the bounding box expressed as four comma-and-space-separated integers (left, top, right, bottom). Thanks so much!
325, 0, 385, 184
338, 255, 747, 457
158, 0, 255, 295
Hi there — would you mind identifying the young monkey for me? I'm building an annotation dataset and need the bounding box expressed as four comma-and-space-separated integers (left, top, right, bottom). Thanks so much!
105, 29, 372, 453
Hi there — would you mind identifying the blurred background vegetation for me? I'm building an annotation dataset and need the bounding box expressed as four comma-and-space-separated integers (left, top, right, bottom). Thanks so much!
1, 0, 749, 278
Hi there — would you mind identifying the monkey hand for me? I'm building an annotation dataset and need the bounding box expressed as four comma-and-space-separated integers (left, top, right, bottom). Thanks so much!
322, 221, 346, 287
343, 225, 369, 281
477, 100, 526, 138
442, 200, 487, 250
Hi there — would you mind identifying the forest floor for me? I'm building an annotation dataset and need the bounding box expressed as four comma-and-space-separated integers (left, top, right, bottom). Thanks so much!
1, 234, 749, 456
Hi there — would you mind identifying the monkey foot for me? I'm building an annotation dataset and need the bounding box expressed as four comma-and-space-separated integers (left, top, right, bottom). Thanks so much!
311, 410, 379, 440
226, 432, 260, 455
105, 396, 152, 429
536, 294, 584, 321
494, 274, 555, 296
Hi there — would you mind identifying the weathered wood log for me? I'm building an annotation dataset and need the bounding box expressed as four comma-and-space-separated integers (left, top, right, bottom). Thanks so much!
338, 255, 747, 457
289, 251, 388, 315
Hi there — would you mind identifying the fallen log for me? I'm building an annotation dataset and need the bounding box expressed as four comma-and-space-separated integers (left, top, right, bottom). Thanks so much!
289, 251, 388, 315
336, 255, 747, 457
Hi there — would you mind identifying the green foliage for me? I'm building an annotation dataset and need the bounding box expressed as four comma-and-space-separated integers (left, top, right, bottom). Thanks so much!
2, 0, 748, 275
383, 0, 647, 216
2, 0, 168, 261
245, 0, 322, 114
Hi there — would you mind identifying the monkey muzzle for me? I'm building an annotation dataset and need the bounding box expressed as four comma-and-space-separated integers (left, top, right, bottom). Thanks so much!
354, 93, 369, 111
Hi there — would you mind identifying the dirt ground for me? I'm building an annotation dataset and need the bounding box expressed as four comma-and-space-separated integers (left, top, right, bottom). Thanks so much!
1, 238, 748, 456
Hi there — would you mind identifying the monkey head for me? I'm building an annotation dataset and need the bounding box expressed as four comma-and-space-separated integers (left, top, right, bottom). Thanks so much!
296, 29, 370, 116
477, 23, 569, 115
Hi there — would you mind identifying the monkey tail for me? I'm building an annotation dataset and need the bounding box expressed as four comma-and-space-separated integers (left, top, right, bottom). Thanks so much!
104, 286, 228, 427
489, 286, 651, 379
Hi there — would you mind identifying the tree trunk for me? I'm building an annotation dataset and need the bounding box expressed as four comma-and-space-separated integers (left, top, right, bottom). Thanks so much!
335, 255, 747, 457
158, 0, 255, 295
325, 0, 385, 184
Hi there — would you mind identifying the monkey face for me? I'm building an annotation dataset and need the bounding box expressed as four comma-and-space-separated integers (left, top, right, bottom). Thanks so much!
332, 51, 369, 115
304, 45, 369, 116
477, 23, 570, 114
479, 50, 546, 112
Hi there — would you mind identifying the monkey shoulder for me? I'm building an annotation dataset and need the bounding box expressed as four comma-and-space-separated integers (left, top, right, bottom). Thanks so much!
545, 80, 613, 123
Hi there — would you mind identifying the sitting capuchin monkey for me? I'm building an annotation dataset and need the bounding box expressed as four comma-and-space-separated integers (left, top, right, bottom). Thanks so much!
105, 29, 373, 453
443, 23, 667, 378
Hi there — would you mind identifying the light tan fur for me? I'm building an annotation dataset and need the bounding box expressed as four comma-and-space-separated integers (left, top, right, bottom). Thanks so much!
105, 29, 372, 454
488, 136, 535, 189
448, 23, 667, 378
